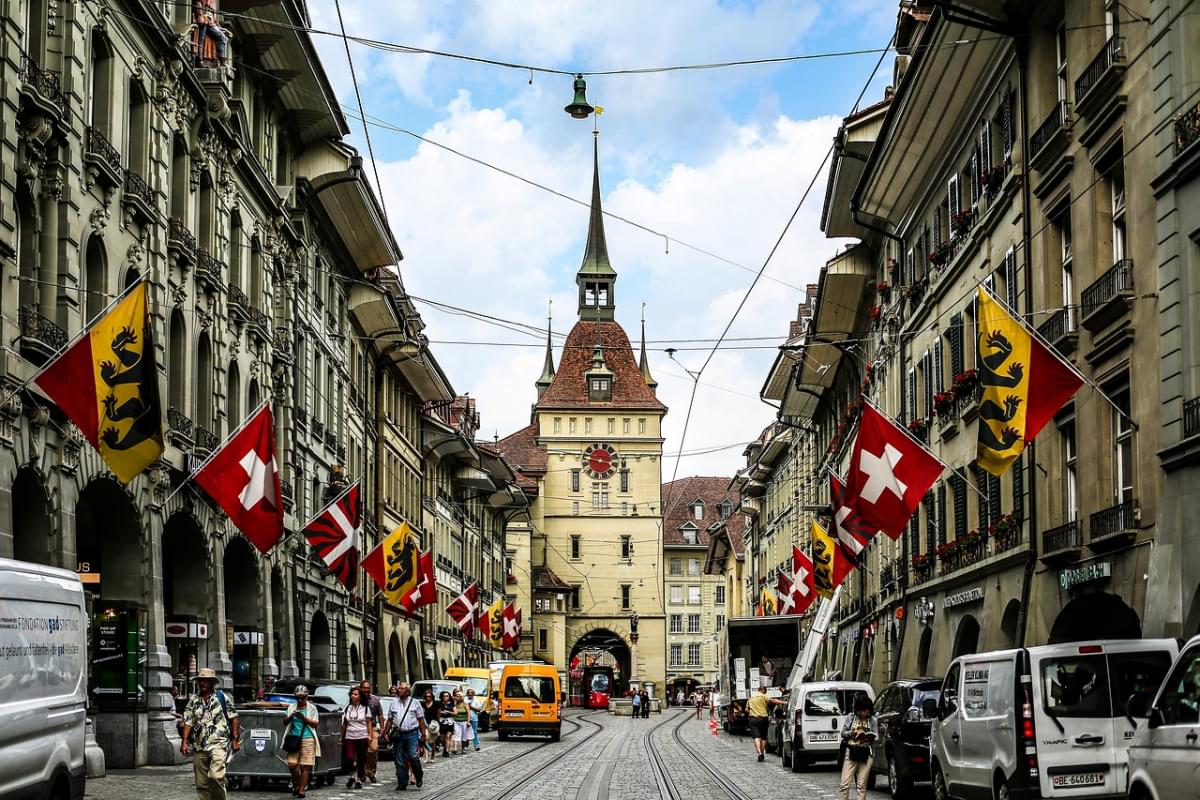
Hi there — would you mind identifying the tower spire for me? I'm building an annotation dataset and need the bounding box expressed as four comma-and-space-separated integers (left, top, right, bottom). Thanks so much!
576, 130, 616, 321
535, 299, 556, 399
639, 302, 657, 391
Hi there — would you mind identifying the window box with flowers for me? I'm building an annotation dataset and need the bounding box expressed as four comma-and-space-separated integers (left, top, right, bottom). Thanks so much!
928, 241, 954, 268
906, 418, 929, 441
870, 304, 882, 326
875, 281, 892, 302
911, 553, 933, 582
904, 277, 929, 306
934, 390, 957, 421
951, 208, 977, 238
980, 165, 1005, 200
988, 513, 1021, 553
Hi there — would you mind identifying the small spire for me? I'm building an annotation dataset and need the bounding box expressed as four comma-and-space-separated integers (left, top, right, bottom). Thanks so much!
535, 299, 556, 399
579, 132, 614, 278
639, 302, 657, 390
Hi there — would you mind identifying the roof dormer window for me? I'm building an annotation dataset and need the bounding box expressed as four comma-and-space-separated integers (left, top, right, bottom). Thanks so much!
692, 501, 704, 520
718, 501, 732, 520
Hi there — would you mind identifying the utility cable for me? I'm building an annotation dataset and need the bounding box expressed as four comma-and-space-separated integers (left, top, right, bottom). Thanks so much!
333, 0, 390, 229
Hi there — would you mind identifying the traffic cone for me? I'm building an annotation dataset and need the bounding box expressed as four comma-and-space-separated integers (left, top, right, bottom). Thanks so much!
709, 718, 718, 737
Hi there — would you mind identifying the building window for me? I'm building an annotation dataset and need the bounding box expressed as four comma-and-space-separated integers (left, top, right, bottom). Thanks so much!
670, 585, 683, 604
670, 614, 683, 634
718, 501, 732, 520
1061, 418, 1077, 522
638, 418, 646, 434
607, 418, 614, 434
570, 587, 580, 610
670, 645, 683, 667
538, 628, 548, 651
715, 584, 726, 604
584, 418, 592, 434
571, 469, 580, 492
669, 558, 683, 576
692, 501, 704, 520
1110, 164, 1126, 265
554, 417, 561, 433
620, 584, 631, 609
591, 483, 609, 509
623, 418, 630, 434
1056, 22, 1068, 103
89, 32, 114, 136
620, 470, 629, 493
1056, 212, 1074, 329
687, 614, 701, 634
947, 173, 961, 223
620, 535, 632, 560
572, 501, 580, 516
688, 585, 701, 605
570, 535, 581, 560
687, 643, 701, 666
687, 558, 701, 576
620, 501, 628, 516
569, 418, 576, 433
716, 614, 726, 630
1112, 384, 1134, 503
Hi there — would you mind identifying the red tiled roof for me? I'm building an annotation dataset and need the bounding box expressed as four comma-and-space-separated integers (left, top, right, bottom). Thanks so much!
494, 423, 546, 490
536, 320, 665, 411
532, 565, 572, 591
661, 476, 746, 547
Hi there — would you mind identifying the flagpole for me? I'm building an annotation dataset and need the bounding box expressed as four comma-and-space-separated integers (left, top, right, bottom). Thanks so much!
0, 274, 148, 411
298, 479, 359, 532
982, 287, 1134, 430
157, 398, 273, 508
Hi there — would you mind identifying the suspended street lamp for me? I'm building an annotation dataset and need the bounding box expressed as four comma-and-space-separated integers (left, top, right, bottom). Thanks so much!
564, 73, 594, 119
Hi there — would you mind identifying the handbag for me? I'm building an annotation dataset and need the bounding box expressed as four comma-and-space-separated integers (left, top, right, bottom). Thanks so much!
847, 743, 871, 763
283, 734, 302, 753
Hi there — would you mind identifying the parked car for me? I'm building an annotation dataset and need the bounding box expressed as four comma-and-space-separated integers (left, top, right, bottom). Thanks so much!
445, 666, 499, 731
410, 679, 471, 705
780, 681, 875, 771
1125, 633, 1200, 800
724, 699, 749, 735
928, 639, 1176, 800
496, 663, 562, 741
870, 677, 941, 798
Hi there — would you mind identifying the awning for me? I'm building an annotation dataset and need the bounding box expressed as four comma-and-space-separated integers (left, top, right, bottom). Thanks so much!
853, 9, 1010, 230
821, 100, 890, 238
348, 283, 403, 341
456, 464, 494, 490
310, 171, 402, 271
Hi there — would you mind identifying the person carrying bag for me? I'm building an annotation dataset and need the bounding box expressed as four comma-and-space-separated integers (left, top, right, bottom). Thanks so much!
838, 695, 878, 800
283, 686, 320, 798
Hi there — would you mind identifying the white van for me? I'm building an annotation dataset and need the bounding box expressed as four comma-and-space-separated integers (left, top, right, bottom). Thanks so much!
1125, 633, 1200, 800
780, 680, 875, 770
929, 639, 1176, 800
0, 558, 88, 799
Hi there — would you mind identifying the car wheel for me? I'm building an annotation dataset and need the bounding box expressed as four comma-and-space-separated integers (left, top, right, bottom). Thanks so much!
888, 755, 913, 799
933, 765, 950, 800
994, 774, 1010, 800
227, 776, 243, 791
791, 741, 806, 773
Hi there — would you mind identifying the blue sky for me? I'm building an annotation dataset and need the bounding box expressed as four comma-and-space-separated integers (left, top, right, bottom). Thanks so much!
308, 0, 896, 477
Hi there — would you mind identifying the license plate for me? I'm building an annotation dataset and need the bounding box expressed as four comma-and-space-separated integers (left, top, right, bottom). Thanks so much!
506, 711, 522, 717
1051, 772, 1105, 788
249, 729, 273, 739
809, 732, 838, 743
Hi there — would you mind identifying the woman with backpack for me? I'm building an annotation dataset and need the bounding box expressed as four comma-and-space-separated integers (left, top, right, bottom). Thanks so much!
339, 687, 374, 789
283, 685, 320, 798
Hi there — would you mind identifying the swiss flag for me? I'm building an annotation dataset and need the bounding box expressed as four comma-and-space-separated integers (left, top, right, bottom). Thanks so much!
843, 403, 943, 540
776, 572, 798, 615
831, 474, 875, 558
501, 603, 519, 650
448, 582, 479, 636
400, 551, 436, 617
790, 546, 817, 615
195, 406, 283, 553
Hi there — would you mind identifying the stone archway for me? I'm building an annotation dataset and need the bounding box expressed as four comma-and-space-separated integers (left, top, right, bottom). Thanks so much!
1001, 599, 1022, 648
11, 466, 53, 566
406, 637, 421, 683
223, 537, 261, 702
917, 627, 933, 676
161, 513, 210, 694
1049, 592, 1141, 644
952, 615, 981, 659
311, 611, 331, 680
570, 628, 632, 700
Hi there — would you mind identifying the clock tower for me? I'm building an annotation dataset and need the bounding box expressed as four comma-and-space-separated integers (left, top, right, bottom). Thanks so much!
497, 134, 667, 694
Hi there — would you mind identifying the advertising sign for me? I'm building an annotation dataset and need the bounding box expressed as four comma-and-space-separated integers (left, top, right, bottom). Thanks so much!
91, 606, 147, 709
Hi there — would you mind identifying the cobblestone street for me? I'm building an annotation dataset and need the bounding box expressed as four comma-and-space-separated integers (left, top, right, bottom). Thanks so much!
84, 710, 900, 800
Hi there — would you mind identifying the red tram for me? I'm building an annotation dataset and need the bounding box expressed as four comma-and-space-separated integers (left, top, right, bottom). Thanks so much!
568, 653, 618, 708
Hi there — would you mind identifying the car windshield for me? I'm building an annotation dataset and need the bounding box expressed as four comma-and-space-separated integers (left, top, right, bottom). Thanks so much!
415, 682, 461, 699
1043, 654, 1111, 718
590, 674, 611, 693
462, 677, 489, 696
1108, 651, 1172, 717
505, 676, 557, 704
804, 690, 858, 716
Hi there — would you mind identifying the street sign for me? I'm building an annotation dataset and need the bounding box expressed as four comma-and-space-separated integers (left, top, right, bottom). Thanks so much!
1059, 561, 1111, 590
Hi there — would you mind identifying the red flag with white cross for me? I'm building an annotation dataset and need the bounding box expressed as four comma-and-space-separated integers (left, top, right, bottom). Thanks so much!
830, 473, 875, 557
501, 603, 519, 650
790, 545, 817, 615
843, 403, 943, 540
302, 482, 361, 590
447, 582, 479, 637
194, 405, 284, 553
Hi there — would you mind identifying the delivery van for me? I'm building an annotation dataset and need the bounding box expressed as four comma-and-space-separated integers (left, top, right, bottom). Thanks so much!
782, 680, 875, 770
496, 663, 562, 741
0, 558, 88, 799
928, 639, 1176, 800
445, 666, 498, 731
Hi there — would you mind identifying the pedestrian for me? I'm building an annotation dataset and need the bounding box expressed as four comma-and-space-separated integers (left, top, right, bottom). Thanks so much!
838, 695, 878, 800
358, 679, 383, 784
179, 667, 241, 800
760, 655, 776, 687
746, 684, 785, 762
631, 689, 642, 718
381, 681, 426, 792
466, 688, 483, 751
675, 688, 684, 707
710, 687, 721, 721
641, 689, 651, 718
191, 0, 230, 72
421, 690, 440, 762
695, 691, 704, 719
339, 686, 373, 789
451, 691, 472, 754
283, 685, 320, 799
437, 691, 456, 756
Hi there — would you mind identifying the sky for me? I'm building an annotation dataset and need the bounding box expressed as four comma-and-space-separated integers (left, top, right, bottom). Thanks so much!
307, 0, 898, 479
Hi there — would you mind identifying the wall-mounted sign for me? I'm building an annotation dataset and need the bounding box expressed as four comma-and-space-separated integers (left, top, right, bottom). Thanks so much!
165, 622, 208, 639
75, 561, 101, 585
914, 597, 936, 625
943, 587, 985, 609
233, 631, 263, 646
1059, 561, 1111, 591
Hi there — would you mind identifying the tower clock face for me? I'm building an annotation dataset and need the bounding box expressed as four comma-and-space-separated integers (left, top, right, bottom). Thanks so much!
582, 443, 617, 479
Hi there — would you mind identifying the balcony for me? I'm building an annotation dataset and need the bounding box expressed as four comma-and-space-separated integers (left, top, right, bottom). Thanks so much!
325, 430, 337, 452
247, 307, 271, 344
294, 407, 307, 431
122, 169, 157, 226
1080, 259, 1134, 332
19, 54, 66, 117
1040, 520, 1083, 565
1037, 307, 1078, 356
336, 443, 347, 463
195, 250, 225, 293
1074, 37, 1125, 118
84, 127, 123, 192
280, 480, 295, 512
193, 424, 219, 456
227, 285, 250, 322
1185, 396, 1200, 440
18, 306, 67, 365
1176, 100, 1200, 155
1089, 499, 1138, 550
312, 418, 325, 441
167, 217, 198, 267
167, 407, 194, 448
1029, 101, 1072, 172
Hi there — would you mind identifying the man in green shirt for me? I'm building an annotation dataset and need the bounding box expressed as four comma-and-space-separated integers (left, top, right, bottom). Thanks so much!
180, 668, 241, 800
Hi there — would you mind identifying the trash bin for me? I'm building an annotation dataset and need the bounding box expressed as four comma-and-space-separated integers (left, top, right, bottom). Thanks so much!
227, 702, 342, 791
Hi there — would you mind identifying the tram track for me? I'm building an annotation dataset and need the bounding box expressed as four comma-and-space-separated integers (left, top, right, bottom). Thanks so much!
421, 710, 606, 800
645, 709, 754, 800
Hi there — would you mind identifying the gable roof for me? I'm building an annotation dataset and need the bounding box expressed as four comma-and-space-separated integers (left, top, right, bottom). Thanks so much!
494, 423, 546, 491
536, 320, 665, 411
661, 476, 745, 547
532, 565, 572, 591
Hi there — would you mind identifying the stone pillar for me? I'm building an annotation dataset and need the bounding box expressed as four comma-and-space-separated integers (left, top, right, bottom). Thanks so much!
209, 536, 233, 679
143, 508, 185, 764
279, 557, 299, 678
260, 557, 279, 679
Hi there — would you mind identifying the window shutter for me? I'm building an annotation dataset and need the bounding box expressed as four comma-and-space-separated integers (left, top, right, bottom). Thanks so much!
971, 464, 990, 530
932, 207, 942, 248
907, 367, 917, 422
936, 482, 948, 547
953, 468, 968, 536
922, 352, 933, 421
1012, 456, 1025, 521
933, 339, 944, 394
910, 503, 920, 541
980, 119, 992, 171
948, 175, 960, 221
989, 473, 1002, 523
969, 152, 980, 207
923, 491, 936, 556
1004, 247, 1018, 309
949, 313, 964, 377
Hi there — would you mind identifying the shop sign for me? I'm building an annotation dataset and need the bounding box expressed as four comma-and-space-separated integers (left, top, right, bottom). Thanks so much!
1059, 562, 1111, 591
75, 561, 100, 585
943, 587, 985, 609
165, 622, 208, 639
839, 627, 859, 644
233, 631, 263, 645
914, 598, 936, 625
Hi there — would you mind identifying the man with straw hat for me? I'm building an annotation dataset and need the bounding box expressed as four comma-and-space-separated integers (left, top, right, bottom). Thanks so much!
181, 668, 241, 800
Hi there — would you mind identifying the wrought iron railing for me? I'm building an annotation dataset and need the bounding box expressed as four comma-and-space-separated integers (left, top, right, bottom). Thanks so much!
168, 407, 194, 440
1043, 520, 1081, 554
247, 307, 271, 338
1029, 101, 1070, 162
939, 537, 987, 575
992, 521, 1023, 554
18, 305, 68, 353
1184, 396, 1200, 440
85, 126, 123, 175
312, 419, 325, 440
1177, 100, 1200, 154
1075, 36, 1123, 104
1037, 308, 1076, 350
123, 169, 155, 210
20, 54, 65, 109
336, 443, 347, 462
196, 250, 224, 288
1081, 259, 1133, 319
168, 217, 197, 256
294, 408, 308, 429
1090, 499, 1137, 541
325, 430, 337, 451
879, 561, 896, 591
194, 425, 219, 453
228, 285, 250, 314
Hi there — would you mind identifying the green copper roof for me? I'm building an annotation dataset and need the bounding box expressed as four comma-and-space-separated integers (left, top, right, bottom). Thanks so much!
578, 137, 616, 278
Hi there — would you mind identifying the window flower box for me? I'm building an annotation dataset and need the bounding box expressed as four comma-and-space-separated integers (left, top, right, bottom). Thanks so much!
952, 369, 979, 398
875, 281, 892, 302
928, 241, 954, 267
934, 390, 957, 420
951, 208, 976, 238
